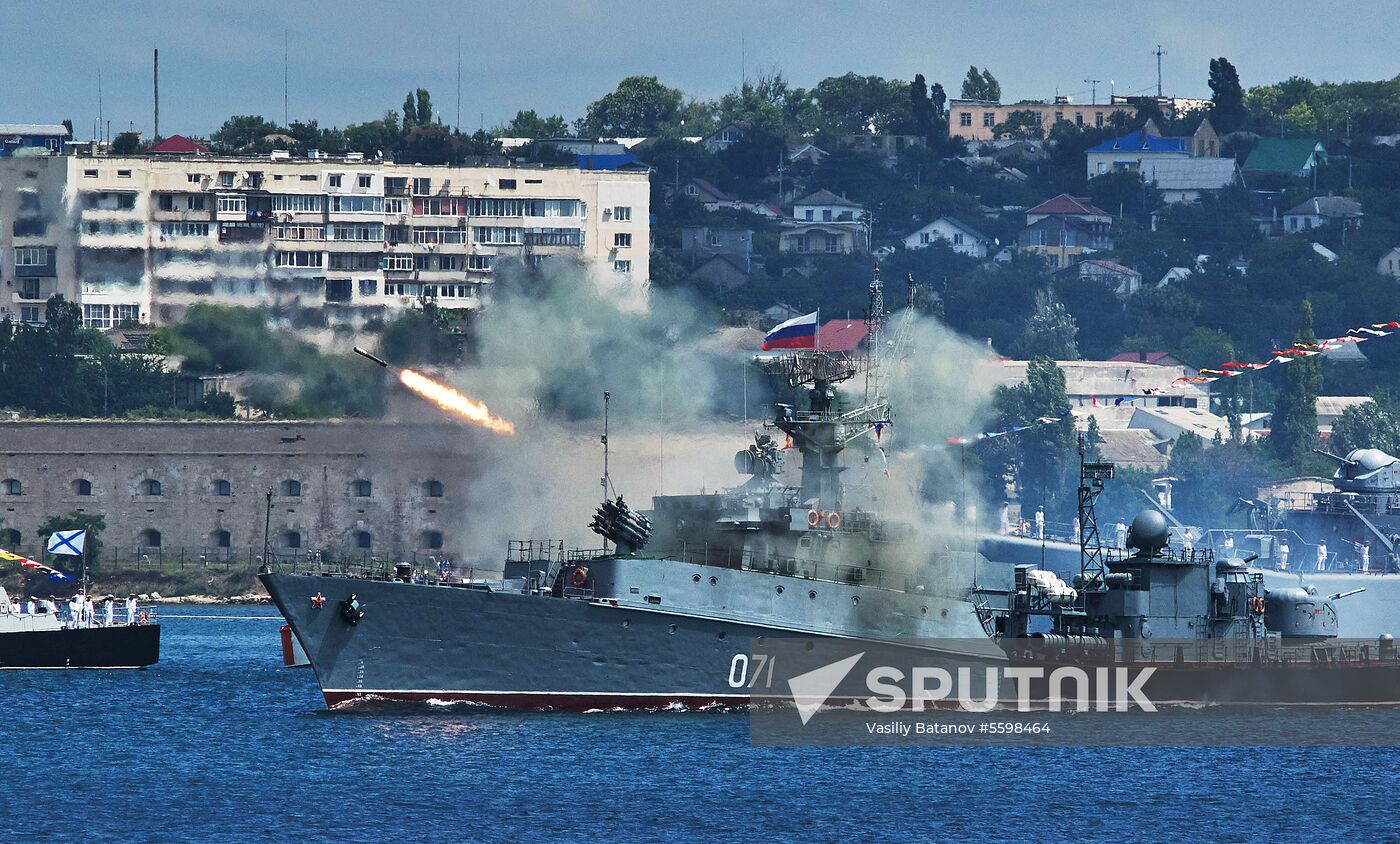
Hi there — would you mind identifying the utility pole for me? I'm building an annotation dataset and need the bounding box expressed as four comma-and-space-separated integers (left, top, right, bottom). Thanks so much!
283, 30, 289, 127
1153, 45, 1167, 97
456, 33, 462, 133
153, 48, 159, 141
1084, 79, 1100, 105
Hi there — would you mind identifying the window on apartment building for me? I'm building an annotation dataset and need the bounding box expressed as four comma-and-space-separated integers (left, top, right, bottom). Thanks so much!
381, 255, 414, 271
356, 531, 373, 550
218, 171, 234, 187
498, 178, 517, 190
982, 112, 995, 127
248, 172, 264, 189
213, 479, 232, 496
613, 232, 632, 248
358, 279, 377, 296
84, 169, 98, 178
357, 174, 372, 189
218, 194, 246, 214
613, 260, 631, 273
158, 194, 174, 211
281, 479, 302, 497
614, 206, 632, 222
114, 304, 139, 324
271, 194, 324, 213
1075, 112, 1084, 126
953, 233, 964, 245
160, 222, 212, 238
469, 198, 523, 217
1095, 112, 1104, 127
274, 224, 324, 241
14, 247, 50, 266
117, 169, 132, 178
523, 199, 579, 217
328, 173, 343, 188
385, 197, 407, 214
190, 195, 205, 211
959, 112, 972, 127
414, 226, 466, 245
471, 226, 522, 245
275, 250, 324, 268
329, 196, 383, 213
412, 177, 431, 195
329, 252, 382, 271
326, 279, 352, 302
20, 279, 41, 300
83, 304, 112, 328
384, 177, 407, 194
803, 210, 814, 221
920, 232, 931, 244
299, 174, 316, 182
467, 254, 493, 272
187, 173, 201, 184
438, 255, 459, 271
19, 191, 40, 211
19, 305, 41, 324
331, 223, 383, 241
414, 255, 430, 270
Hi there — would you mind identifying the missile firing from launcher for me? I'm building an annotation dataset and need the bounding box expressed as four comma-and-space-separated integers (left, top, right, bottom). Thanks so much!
352, 346, 515, 436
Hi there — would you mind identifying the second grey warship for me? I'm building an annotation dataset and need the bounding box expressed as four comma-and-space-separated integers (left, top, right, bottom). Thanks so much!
262, 271, 1003, 709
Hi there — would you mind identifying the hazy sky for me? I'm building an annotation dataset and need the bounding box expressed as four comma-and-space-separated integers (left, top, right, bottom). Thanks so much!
3, 1, 1396, 138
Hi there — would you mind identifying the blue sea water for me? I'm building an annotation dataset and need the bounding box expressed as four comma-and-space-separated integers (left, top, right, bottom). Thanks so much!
5, 606, 1398, 843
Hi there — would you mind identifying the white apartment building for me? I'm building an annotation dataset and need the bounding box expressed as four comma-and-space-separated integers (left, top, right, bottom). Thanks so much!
0, 153, 650, 327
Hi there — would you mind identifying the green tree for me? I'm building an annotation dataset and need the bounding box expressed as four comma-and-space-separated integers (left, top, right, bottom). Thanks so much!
1330, 400, 1400, 455
156, 304, 277, 373
986, 358, 1076, 519
501, 110, 569, 138
210, 115, 280, 152
960, 66, 1001, 101
1208, 57, 1247, 133
580, 76, 684, 137
38, 511, 106, 575
811, 73, 916, 135
991, 109, 1044, 140
402, 88, 434, 130
1085, 415, 1105, 461
1017, 292, 1079, 359
1270, 300, 1322, 467
344, 112, 400, 156
110, 131, 146, 155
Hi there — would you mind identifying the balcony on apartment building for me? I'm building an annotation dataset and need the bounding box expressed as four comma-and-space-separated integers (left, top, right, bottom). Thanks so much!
15, 278, 51, 302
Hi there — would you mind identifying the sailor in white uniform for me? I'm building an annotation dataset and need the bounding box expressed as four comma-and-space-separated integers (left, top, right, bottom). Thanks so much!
103, 597, 114, 627
1034, 507, 1045, 540
26, 597, 36, 615
1316, 541, 1329, 572
1278, 541, 1290, 570
126, 595, 138, 625
1114, 521, 1128, 550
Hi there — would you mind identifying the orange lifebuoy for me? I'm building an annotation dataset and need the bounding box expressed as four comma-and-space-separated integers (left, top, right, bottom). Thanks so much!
826, 511, 843, 530
570, 567, 588, 588
807, 510, 822, 528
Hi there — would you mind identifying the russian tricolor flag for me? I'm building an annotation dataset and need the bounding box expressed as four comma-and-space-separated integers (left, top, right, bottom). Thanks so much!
762, 311, 819, 351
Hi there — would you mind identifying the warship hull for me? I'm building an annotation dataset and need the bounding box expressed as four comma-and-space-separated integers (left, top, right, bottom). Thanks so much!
262, 570, 1000, 710
0, 624, 160, 669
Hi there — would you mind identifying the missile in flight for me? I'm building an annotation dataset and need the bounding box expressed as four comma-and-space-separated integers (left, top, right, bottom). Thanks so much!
352, 346, 390, 368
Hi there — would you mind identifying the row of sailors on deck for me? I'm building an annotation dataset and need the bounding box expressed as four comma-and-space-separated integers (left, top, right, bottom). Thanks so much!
5, 593, 140, 627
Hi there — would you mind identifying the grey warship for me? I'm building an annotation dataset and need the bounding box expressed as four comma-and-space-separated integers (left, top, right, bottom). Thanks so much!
261, 272, 1002, 709
978, 452, 1400, 704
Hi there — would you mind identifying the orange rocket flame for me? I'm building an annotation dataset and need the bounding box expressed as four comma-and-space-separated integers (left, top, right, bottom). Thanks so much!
398, 369, 516, 436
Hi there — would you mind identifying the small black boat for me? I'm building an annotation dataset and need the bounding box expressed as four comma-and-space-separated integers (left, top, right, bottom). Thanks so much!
0, 589, 160, 669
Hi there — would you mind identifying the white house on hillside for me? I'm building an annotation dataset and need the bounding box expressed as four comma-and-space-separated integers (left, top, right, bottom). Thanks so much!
902, 217, 993, 257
